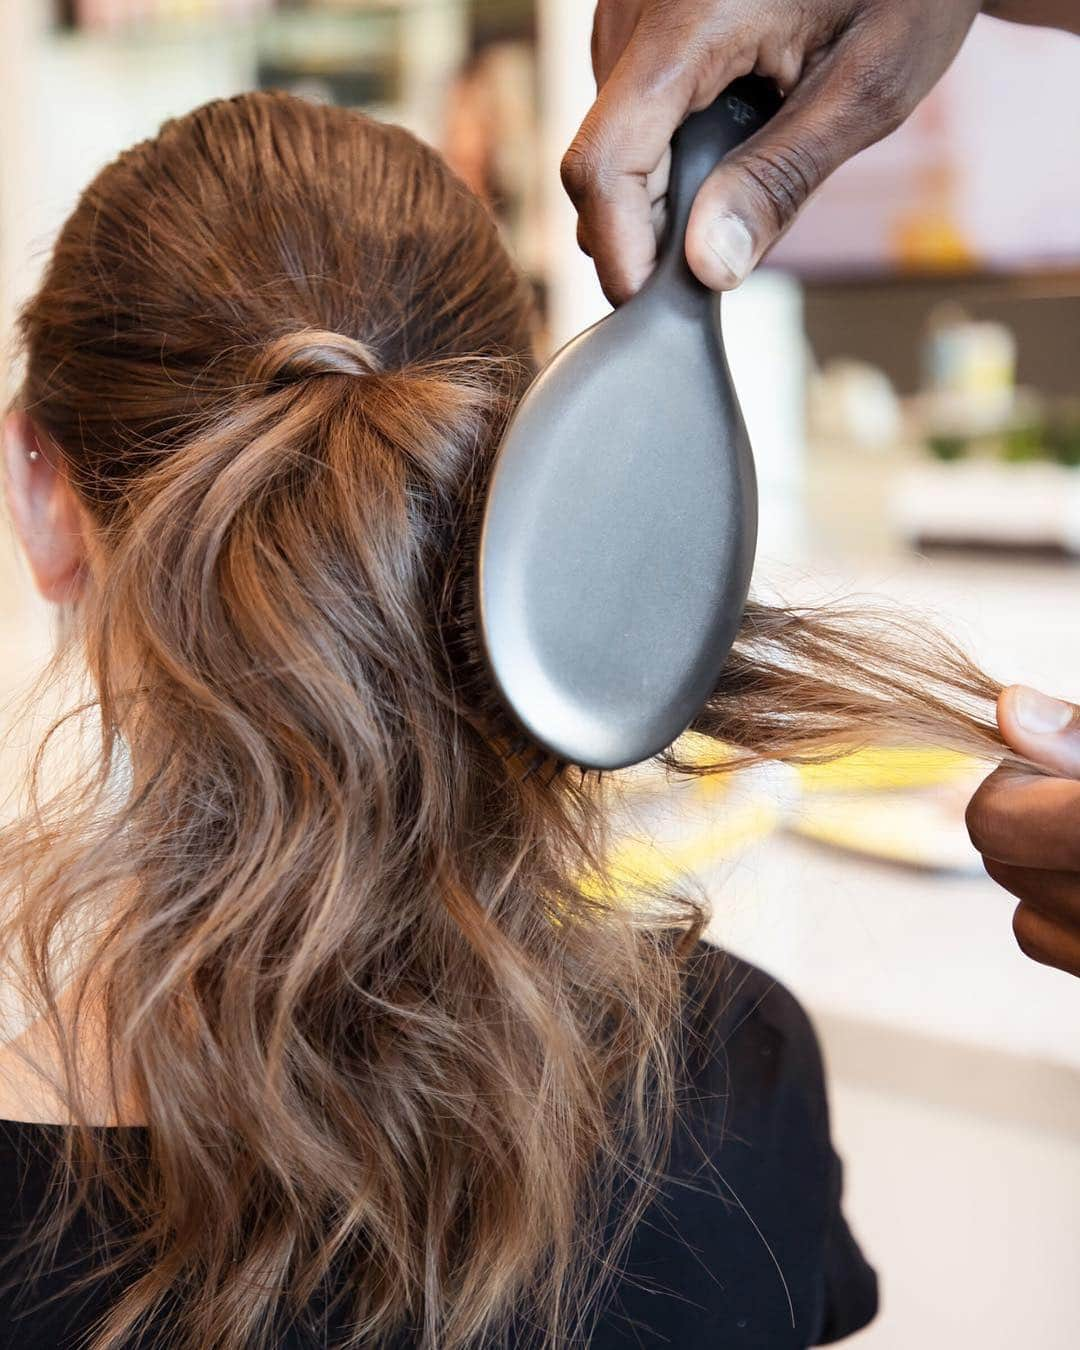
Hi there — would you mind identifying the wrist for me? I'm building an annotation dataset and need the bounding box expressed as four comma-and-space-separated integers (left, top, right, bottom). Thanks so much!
981, 1, 1080, 31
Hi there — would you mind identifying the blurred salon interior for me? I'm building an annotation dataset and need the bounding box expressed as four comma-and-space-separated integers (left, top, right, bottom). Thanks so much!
1, 3, 1079, 1346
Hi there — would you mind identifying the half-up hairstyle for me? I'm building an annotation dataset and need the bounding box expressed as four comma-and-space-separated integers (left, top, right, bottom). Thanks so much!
4, 90, 1003, 1349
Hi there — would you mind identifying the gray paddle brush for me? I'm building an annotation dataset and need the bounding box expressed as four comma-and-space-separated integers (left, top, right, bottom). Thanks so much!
478, 76, 782, 772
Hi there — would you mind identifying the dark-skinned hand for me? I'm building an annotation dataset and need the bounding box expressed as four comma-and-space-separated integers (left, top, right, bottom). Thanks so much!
563, 0, 1079, 305
968, 686, 1080, 980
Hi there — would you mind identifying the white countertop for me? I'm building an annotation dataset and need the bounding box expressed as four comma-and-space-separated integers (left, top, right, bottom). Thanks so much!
704, 450, 1080, 1072
707, 827, 1080, 1071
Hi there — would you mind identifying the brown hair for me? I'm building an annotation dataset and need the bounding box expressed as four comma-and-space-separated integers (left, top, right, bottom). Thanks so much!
5, 91, 1002, 1349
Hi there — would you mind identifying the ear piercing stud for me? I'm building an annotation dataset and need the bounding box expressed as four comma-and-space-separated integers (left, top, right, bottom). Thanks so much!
27, 449, 40, 462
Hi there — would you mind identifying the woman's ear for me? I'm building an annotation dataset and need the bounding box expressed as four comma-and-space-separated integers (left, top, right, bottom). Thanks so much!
3, 412, 90, 604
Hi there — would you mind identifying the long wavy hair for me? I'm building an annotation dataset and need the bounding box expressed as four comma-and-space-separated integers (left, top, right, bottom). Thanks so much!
3, 91, 1003, 1350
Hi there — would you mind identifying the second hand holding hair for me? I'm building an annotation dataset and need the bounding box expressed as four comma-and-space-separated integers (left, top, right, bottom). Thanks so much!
968, 687, 1080, 979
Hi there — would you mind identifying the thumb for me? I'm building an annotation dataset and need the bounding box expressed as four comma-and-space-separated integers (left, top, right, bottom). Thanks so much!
997, 685, 1080, 779
685, 47, 905, 290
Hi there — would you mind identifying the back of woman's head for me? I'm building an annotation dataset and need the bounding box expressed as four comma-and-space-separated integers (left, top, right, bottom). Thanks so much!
14, 91, 632, 1350
6, 90, 1003, 1350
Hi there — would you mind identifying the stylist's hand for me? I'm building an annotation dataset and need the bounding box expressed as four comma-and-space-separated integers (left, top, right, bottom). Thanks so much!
967, 687, 1080, 979
563, 0, 983, 304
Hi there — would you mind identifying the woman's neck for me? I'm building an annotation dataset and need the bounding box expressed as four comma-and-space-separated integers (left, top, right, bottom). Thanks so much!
0, 972, 146, 1126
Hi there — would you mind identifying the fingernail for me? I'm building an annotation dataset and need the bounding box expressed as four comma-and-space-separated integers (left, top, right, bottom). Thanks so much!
704, 214, 755, 287
1013, 686, 1074, 735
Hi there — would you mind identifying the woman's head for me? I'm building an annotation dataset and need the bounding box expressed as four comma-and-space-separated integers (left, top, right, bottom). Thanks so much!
2, 90, 1004, 1350
17, 88, 535, 481
10, 91, 536, 738
7, 92, 670, 1350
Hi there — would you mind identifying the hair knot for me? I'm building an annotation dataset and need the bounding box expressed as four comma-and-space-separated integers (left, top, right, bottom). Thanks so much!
251, 330, 382, 390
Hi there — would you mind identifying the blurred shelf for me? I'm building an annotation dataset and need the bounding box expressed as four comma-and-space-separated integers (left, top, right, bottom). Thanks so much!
50, 0, 485, 40
796, 262, 1080, 301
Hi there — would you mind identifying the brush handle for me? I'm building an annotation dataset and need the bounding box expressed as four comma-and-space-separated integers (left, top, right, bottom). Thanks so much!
654, 75, 783, 304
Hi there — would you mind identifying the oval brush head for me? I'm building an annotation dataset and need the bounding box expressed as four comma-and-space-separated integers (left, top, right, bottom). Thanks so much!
478, 77, 782, 772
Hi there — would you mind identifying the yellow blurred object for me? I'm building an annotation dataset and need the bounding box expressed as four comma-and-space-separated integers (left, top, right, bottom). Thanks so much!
893, 213, 975, 273
892, 162, 975, 272
610, 734, 740, 798
669, 738, 980, 792
620, 742, 981, 802
672, 731, 738, 766
581, 745, 984, 900
796, 747, 980, 794
581, 796, 779, 901
791, 793, 981, 874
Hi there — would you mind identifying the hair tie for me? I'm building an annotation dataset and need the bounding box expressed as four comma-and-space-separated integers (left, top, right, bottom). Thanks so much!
251, 330, 382, 390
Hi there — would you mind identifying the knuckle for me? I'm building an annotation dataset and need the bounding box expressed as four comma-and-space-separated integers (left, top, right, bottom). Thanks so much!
737, 137, 825, 231
1064, 836, 1080, 875
964, 787, 998, 856
982, 855, 1009, 889
633, 8, 745, 104
635, 43, 705, 108
1012, 904, 1052, 965
843, 50, 912, 135
688, 31, 751, 90
560, 139, 601, 205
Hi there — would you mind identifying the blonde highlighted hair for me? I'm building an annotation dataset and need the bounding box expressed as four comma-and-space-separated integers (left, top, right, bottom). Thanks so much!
3, 91, 1002, 1349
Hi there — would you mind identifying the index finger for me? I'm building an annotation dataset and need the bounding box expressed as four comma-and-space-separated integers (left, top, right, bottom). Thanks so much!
562, 36, 752, 304
966, 766, 1080, 872
591, 0, 647, 87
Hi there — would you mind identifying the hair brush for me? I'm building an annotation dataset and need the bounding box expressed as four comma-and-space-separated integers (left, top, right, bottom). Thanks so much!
478, 76, 783, 773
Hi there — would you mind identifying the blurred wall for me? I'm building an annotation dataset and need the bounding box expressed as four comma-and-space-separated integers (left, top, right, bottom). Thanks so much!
830, 1022, 1080, 1350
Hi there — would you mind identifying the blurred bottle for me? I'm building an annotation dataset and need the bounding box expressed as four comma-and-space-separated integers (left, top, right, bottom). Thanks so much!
808, 359, 903, 452
892, 161, 975, 274
921, 303, 1018, 434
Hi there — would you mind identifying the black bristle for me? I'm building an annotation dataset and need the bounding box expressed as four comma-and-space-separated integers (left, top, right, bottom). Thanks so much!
521, 749, 548, 781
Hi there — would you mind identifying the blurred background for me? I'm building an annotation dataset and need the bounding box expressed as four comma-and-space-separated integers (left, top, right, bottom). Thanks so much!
2, 2, 1080, 1346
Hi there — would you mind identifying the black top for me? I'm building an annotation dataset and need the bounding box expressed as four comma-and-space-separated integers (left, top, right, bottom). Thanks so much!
0, 948, 877, 1348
